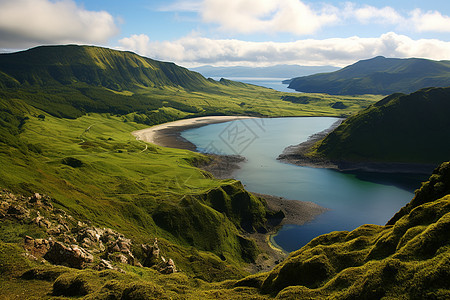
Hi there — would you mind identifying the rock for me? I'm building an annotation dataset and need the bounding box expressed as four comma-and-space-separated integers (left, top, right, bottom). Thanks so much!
29, 193, 42, 203
107, 237, 133, 256
61, 233, 77, 245
44, 241, 93, 269
0, 201, 10, 214
94, 259, 114, 270
114, 253, 128, 264
7, 204, 30, 220
47, 224, 65, 235
76, 227, 102, 248
160, 258, 177, 274
23, 236, 51, 258
141, 238, 160, 267
34, 216, 52, 228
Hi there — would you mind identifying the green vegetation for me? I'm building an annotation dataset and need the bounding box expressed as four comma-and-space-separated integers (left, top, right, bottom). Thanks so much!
0, 45, 378, 283
5, 44, 432, 299
1, 163, 449, 299
307, 87, 450, 165
236, 162, 450, 298
0, 110, 263, 275
288, 56, 450, 95
0, 45, 379, 122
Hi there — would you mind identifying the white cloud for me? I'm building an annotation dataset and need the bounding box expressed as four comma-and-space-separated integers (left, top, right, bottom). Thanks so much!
158, 0, 202, 12
162, 0, 450, 34
118, 32, 450, 67
410, 9, 450, 32
162, 0, 338, 35
0, 0, 119, 48
345, 4, 404, 25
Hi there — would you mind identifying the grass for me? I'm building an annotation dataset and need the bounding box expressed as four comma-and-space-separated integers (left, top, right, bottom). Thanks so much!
1, 45, 406, 299
1, 163, 449, 299
0, 46, 380, 286
1, 110, 265, 269
308, 87, 450, 165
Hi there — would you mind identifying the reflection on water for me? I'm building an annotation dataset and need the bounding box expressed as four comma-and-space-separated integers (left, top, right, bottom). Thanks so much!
181, 117, 421, 252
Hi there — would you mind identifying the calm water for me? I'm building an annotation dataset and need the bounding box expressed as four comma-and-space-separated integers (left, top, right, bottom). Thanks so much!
181, 117, 424, 252
212, 77, 295, 93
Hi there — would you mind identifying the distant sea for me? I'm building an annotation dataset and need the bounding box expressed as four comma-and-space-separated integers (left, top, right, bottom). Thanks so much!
211, 77, 296, 93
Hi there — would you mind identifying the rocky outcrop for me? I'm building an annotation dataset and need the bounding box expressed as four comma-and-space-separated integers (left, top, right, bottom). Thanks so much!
1, 188, 177, 274
44, 241, 94, 269
23, 235, 50, 258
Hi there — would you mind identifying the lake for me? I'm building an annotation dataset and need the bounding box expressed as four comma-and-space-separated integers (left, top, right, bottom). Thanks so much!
211, 77, 295, 93
181, 117, 426, 252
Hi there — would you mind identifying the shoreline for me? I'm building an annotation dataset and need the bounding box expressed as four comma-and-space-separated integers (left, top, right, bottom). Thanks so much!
132, 116, 256, 151
278, 119, 437, 175
132, 115, 331, 269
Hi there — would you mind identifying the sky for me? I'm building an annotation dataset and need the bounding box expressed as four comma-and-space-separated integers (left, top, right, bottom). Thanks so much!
0, 0, 450, 67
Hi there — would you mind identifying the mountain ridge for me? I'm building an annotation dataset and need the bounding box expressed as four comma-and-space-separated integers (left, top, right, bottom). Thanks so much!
287, 56, 450, 95
191, 64, 339, 79
278, 86, 450, 174
0, 44, 212, 90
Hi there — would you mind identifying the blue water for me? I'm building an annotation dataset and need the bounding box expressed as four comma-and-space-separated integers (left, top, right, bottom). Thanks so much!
212, 77, 295, 93
181, 117, 421, 252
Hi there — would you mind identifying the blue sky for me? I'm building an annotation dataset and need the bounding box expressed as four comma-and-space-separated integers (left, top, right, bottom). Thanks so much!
1, 0, 449, 67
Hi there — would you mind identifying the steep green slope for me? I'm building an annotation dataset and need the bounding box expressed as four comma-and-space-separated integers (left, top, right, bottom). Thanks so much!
307, 87, 450, 167
1, 162, 449, 299
0, 45, 212, 90
236, 162, 450, 299
0, 45, 379, 280
288, 56, 450, 95
0, 105, 273, 277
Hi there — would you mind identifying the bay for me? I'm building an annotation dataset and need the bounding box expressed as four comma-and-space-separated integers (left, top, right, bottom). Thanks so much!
181, 117, 424, 252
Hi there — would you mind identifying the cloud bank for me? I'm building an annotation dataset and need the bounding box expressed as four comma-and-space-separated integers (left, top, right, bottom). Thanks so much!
119, 32, 450, 67
0, 0, 119, 49
162, 0, 450, 35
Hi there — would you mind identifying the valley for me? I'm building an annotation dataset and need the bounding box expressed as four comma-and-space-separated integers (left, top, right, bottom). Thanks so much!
0, 45, 449, 299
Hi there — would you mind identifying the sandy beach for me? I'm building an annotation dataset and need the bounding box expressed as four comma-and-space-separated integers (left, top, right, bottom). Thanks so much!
132, 116, 255, 150
131, 115, 330, 269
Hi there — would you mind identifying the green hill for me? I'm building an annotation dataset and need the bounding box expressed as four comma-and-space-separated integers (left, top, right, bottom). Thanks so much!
0, 45, 211, 90
0, 45, 379, 284
237, 162, 450, 299
1, 162, 449, 299
288, 56, 450, 95
305, 87, 450, 169
0, 45, 376, 121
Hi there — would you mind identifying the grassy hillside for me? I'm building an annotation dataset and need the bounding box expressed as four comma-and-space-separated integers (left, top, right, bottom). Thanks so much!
0, 104, 272, 276
0, 45, 212, 90
288, 56, 450, 95
0, 45, 382, 298
306, 87, 450, 166
0, 45, 380, 281
0, 45, 379, 121
236, 162, 450, 299
1, 162, 449, 299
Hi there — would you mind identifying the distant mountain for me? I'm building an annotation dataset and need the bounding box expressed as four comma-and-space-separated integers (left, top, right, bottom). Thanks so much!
310, 87, 450, 166
0, 45, 212, 91
191, 64, 339, 79
287, 56, 450, 95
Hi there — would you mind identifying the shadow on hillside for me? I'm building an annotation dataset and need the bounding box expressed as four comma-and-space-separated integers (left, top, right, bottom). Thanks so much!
343, 170, 429, 192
